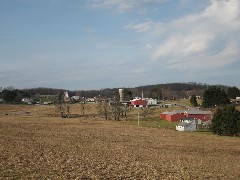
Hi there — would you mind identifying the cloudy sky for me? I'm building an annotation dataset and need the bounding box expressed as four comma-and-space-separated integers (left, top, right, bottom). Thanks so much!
0, 0, 239, 90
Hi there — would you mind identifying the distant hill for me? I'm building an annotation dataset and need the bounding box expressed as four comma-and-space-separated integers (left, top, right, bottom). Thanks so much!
21, 82, 229, 100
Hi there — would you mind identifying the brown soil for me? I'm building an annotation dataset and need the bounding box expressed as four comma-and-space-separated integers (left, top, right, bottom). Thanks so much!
0, 104, 239, 179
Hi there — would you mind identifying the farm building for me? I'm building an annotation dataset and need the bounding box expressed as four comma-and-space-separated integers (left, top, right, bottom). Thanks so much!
180, 117, 202, 125
176, 120, 197, 132
130, 98, 148, 108
184, 110, 212, 121
160, 111, 185, 122
161, 110, 212, 122
146, 98, 157, 106
71, 96, 80, 101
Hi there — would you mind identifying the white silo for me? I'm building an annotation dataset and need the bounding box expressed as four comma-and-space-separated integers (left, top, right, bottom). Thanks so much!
119, 89, 124, 102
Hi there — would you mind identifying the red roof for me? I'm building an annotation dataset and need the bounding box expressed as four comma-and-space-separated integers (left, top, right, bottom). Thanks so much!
131, 99, 147, 106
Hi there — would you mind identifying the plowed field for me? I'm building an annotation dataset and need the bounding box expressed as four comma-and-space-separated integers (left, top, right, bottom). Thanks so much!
0, 104, 239, 179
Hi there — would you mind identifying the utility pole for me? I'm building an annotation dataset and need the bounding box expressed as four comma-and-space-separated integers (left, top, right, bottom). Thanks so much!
138, 108, 140, 126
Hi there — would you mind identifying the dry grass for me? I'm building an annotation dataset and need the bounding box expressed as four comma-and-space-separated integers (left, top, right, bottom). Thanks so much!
0, 104, 240, 179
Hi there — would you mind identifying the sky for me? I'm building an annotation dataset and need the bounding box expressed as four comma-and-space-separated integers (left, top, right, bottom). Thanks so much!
0, 0, 240, 90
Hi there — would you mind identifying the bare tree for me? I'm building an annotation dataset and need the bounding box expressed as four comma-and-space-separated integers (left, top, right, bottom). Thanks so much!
80, 100, 86, 116
66, 105, 70, 118
111, 95, 121, 121
97, 98, 103, 117
58, 104, 70, 118
103, 98, 109, 120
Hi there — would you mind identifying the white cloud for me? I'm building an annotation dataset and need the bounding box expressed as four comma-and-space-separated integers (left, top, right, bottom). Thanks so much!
144, 43, 153, 50
169, 42, 239, 69
153, 32, 215, 61
128, 0, 240, 70
87, 0, 167, 13
126, 21, 164, 34
127, 22, 154, 33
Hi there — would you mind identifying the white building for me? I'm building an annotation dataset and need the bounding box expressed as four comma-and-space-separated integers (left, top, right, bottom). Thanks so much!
86, 98, 95, 102
176, 118, 197, 132
180, 117, 202, 125
22, 98, 32, 103
146, 98, 157, 106
71, 96, 80, 101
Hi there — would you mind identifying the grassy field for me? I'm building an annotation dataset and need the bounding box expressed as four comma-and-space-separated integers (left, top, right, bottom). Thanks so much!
0, 104, 240, 179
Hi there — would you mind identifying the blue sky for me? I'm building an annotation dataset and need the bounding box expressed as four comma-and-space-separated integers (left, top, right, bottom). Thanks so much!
0, 0, 240, 90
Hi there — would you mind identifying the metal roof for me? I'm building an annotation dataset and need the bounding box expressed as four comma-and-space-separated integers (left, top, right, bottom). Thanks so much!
185, 110, 212, 115
174, 110, 186, 114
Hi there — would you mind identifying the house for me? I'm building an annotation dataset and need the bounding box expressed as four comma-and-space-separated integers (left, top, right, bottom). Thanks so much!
130, 98, 148, 108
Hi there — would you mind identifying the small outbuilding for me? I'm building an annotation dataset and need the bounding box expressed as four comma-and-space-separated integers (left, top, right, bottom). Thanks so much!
176, 119, 197, 132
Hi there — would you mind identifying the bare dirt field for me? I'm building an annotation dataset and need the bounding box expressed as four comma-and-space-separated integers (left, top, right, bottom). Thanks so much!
0, 104, 240, 179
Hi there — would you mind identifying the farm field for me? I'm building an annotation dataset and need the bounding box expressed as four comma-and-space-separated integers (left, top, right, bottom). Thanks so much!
0, 104, 240, 179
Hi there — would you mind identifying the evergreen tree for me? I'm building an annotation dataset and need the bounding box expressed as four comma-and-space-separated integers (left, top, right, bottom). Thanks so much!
227, 86, 240, 99
123, 89, 133, 101
2, 90, 18, 103
202, 86, 229, 107
211, 106, 240, 136
190, 95, 198, 107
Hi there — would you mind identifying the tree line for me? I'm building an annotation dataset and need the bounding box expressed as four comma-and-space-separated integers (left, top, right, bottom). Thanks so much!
1, 83, 240, 104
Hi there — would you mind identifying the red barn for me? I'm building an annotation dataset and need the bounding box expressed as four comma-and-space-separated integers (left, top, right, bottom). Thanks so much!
160, 110, 212, 122
184, 110, 212, 121
130, 98, 148, 107
160, 111, 185, 122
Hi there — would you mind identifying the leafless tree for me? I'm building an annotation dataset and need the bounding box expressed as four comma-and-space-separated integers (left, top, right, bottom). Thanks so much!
80, 100, 86, 116
111, 94, 121, 121
97, 98, 103, 116
103, 98, 109, 120
58, 104, 70, 118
